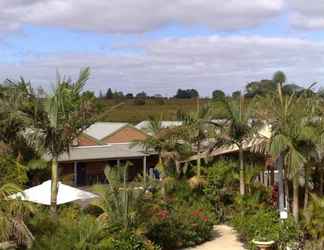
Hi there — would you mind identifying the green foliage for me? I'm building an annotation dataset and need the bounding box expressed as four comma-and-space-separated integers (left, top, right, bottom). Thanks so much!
0, 182, 35, 247
146, 204, 213, 249
204, 160, 238, 220
174, 89, 199, 99
30, 206, 160, 250
0, 156, 28, 186
245, 79, 276, 98
304, 194, 324, 243
232, 208, 300, 249
91, 164, 148, 231
212, 90, 225, 101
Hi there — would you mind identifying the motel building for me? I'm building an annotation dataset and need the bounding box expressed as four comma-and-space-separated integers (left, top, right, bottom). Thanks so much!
57, 122, 159, 187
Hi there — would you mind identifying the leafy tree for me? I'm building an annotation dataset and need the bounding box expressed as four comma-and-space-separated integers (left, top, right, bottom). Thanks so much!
0, 79, 43, 162
245, 79, 276, 98
210, 93, 257, 196
212, 90, 225, 101
125, 93, 134, 99
232, 91, 241, 99
175, 89, 199, 99
136, 91, 147, 99
106, 88, 113, 99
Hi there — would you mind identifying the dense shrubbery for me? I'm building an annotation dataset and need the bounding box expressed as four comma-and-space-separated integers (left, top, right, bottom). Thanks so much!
28, 206, 160, 250
232, 207, 299, 249
146, 203, 213, 249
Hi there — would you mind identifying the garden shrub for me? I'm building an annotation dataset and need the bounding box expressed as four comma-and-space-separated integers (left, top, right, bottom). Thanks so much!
231, 208, 300, 250
146, 203, 214, 249
29, 204, 161, 250
204, 160, 238, 221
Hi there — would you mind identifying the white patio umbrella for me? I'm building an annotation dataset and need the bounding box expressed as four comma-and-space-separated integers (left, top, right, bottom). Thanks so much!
10, 180, 97, 205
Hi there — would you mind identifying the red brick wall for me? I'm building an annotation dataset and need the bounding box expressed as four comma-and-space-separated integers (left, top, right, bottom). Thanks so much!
102, 127, 147, 144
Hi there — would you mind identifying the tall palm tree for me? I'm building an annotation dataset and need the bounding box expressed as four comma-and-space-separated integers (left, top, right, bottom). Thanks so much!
211, 93, 256, 196
266, 71, 317, 222
26, 68, 95, 214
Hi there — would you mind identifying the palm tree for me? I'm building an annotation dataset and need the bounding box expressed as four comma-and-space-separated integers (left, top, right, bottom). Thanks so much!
0, 79, 40, 161
266, 71, 317, 222
210, 93, 256, 196
177, 104, 211, 178
132, 116, 192, 195
26, 68, 95, 215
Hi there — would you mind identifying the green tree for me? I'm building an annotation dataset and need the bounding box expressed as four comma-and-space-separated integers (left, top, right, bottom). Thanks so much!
212, 90, 225, 101
27, 68, 95, 215
265, 71, 318, 222
106, 88, 113, 99
211, 93, 257, 196
177, 103, 211, 178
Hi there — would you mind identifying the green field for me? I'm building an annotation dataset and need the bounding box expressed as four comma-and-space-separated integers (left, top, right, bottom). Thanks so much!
97, 98, 210, 124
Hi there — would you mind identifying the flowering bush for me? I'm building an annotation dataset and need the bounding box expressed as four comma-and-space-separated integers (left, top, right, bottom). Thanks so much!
146, 205, 214, 249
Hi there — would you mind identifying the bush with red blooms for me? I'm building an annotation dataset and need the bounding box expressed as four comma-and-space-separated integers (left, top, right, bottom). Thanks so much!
146, 205, 214, 249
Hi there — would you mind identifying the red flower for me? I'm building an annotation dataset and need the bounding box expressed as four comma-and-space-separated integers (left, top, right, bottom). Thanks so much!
158, 210, 169, 220
202, 216, 209, 222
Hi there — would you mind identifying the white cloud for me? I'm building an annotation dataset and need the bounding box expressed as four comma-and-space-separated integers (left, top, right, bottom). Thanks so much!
1, 35, 324, 96
288, 0, 324, 29
0, 0, 284, 34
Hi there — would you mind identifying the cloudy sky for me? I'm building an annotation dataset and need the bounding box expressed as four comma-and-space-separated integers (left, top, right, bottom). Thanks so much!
0, 0, 324, 96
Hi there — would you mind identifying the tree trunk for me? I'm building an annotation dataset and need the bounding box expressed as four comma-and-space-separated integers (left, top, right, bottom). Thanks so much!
292, 174, 299, 222
239, 146, 245, 196
277, 154, 285, 213
123, 164, 128, 230
197, 158, 201, 178
320, 169, 323, 196
304, 165, 309, 210
50, 159, 58, 216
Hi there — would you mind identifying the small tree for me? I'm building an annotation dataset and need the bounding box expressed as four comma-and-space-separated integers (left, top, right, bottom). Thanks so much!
106, 88, 113, 99
212, 90, 225, 101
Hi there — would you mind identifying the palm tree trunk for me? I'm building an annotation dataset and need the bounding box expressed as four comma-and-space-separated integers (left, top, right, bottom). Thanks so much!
320, 169, 323, 196
239, 145, 245, 196
292, 174, 299, 222
123, 164, 128, 230
284, 168, 289, 212
304, 165, 309, 210
197, 158, 201, 178
159, 156, 166, 198
277, 154, 285, 213
50, 159, 58, 215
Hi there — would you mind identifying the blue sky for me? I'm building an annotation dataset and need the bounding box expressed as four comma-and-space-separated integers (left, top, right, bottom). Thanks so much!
0, 0, 324, 96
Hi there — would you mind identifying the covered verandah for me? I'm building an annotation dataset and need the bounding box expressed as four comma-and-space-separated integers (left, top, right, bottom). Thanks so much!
56, 143, 158, 187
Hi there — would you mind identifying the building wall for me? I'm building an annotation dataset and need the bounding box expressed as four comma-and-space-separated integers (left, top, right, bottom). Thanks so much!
78, 134, 98, 146
102, 126, 148, 144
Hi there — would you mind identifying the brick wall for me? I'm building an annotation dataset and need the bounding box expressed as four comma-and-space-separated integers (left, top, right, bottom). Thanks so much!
78, 134, 98, 146
102, 126, 147, 143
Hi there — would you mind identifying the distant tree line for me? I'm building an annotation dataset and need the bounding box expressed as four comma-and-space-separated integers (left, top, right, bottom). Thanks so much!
94, 77, 318, 101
